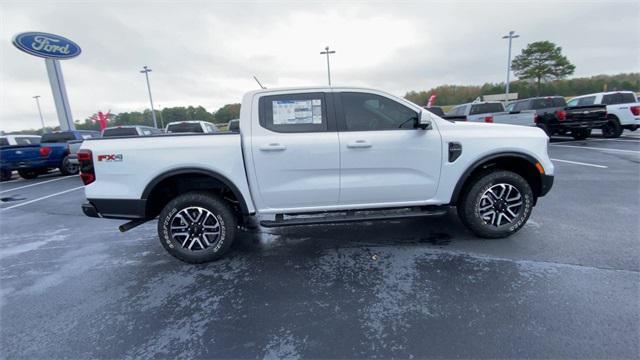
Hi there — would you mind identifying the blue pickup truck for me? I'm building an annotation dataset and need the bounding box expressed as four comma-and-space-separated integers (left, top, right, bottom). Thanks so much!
0, 130, 100, 180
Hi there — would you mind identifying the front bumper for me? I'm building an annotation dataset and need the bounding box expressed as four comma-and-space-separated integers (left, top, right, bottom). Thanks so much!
540, 174, 554, 197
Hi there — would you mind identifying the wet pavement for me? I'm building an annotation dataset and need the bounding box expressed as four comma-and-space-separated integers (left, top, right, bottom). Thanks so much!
1, 132, 639, 358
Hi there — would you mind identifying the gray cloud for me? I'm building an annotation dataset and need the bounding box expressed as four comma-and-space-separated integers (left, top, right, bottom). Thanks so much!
1, 0, 638, 131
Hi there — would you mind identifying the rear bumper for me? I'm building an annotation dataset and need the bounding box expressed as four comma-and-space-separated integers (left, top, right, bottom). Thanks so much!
540, 174, 554, 197
550, 120, 608, 130
1, 158, 48, 171
82, 198, 147, 219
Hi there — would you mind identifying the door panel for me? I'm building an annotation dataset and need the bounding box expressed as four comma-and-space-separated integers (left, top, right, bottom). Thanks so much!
339, 130, 441, 204
336, 92, 442, 206
251, 92, 339, 210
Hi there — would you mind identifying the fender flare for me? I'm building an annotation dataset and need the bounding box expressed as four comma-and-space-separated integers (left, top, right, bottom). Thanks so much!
141, 167, 251, 215
449, 151, 540, 204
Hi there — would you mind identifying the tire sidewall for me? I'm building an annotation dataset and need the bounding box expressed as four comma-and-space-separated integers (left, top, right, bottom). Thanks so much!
157, 192, 236, 263
463, 171, 534, 238
602, 117, 622, 138
60, 157, 79, 175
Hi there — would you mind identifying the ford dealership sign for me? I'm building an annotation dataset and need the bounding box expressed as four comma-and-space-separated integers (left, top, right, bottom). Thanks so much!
12, 32, 81, 59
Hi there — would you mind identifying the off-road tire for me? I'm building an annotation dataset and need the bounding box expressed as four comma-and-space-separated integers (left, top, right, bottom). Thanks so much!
571, 128, 591, 140
458, 170, 534, 238
602, 116, 623, 138
59, 156, 79, 175
17, 169, 39, 179
157, 191, 237, 263
1, 169, 12, 181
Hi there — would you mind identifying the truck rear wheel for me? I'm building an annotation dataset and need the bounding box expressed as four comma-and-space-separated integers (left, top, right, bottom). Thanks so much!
157, 191, 237, 263
571, 128, 591, 140
1, 169, 12, 181
17, 169, 39, 179
60, 156, 79, 175
458, 170, 534, 238
602, 116, 623, 138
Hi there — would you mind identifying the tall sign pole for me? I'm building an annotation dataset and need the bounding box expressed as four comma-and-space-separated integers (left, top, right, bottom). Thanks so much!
32, 95, 46, 132
140, 66, 158, 128
13, 32, 82, 131
320, 46, 336, 86
502, 30, 519, 101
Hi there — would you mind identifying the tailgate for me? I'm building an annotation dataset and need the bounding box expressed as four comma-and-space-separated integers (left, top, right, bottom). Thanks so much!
565, 105, 607, 122
0, 145, 42, 168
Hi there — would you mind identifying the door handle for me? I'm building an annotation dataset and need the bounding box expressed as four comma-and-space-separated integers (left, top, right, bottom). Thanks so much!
259, 143, 287, 151
347, 140, 372, 149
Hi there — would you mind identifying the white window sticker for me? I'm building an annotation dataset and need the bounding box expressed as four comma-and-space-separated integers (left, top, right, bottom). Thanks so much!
273, 99, 322, 125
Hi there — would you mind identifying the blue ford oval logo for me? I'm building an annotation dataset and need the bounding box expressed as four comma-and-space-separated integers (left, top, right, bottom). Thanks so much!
12, 32, 81, 59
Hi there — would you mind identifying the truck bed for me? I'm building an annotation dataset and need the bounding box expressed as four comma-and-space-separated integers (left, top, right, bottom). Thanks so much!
81, 133, 254, 212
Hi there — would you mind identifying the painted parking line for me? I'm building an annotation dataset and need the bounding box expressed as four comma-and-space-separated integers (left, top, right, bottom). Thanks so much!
0, 176, 76, 194
1, 186, 84, 211
551, 158, 608, 169
550, 144, 640, 154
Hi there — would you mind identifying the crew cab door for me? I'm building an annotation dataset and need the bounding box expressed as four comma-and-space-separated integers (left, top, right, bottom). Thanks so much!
335, 91, 442, 205
250, 92, 339, 210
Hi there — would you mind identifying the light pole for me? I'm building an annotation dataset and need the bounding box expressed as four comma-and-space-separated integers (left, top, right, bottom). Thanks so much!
32, 95, 46, 132
157, 104, 165, 129
140, 65, 158, 128
320, 46, 336, 86
502, 31, 519, 101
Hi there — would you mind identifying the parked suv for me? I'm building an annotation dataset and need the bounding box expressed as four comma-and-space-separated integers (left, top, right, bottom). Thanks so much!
165, 121, 218, 134
567, 91, 640, 138
506, 96, 607, 139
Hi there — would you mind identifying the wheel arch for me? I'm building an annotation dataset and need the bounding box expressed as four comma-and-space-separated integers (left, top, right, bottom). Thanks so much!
450, 152, 543, 205
142, 167, 251, 218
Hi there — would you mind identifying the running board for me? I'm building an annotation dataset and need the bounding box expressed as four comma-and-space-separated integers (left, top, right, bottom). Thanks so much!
259, 207, 448, 228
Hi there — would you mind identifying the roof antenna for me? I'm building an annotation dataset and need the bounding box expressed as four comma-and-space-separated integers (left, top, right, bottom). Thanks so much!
253, 75, 266, 89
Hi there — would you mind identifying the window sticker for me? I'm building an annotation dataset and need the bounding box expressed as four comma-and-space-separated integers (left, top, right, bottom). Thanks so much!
272, 99, 322, 125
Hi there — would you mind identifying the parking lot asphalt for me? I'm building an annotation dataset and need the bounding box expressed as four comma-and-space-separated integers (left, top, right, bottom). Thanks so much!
1, 131, 639, 359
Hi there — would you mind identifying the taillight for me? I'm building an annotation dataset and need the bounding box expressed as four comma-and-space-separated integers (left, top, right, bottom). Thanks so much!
39, 146, 51, 157
484, 116, 493, 123
631, 106, 640, 116
534, 114, 540, 124
556, 110, 566, 121
78, 149, 95, 185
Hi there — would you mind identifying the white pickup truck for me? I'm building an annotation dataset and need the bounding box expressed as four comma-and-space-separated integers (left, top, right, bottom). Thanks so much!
567, 91, 640, 138
79, 87, 554, 263
444, 101, 536, 126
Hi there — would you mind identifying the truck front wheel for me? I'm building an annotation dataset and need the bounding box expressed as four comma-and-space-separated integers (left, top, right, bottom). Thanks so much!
458, 170, 534, 238
157, 191, 237, 263
602, 116, 623, 138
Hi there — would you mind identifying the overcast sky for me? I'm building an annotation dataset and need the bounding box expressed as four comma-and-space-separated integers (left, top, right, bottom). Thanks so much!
1, 0, 638, 132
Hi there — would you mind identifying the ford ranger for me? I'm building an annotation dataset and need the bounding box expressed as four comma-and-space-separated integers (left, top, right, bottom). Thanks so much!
79, 87, 554, 263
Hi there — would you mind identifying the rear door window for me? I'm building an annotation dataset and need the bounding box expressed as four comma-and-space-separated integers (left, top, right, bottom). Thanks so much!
602, 93, 637, 105
15, 137, 40, 145
0, 138, 9, 146
259, 93, 328, 133
470, 103, 504, 115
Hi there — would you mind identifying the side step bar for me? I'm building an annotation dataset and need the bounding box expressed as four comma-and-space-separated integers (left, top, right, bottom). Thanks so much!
260, 207, 448, 228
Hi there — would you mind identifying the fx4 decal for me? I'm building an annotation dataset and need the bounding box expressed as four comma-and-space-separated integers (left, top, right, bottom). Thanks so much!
97, 154, 123, 162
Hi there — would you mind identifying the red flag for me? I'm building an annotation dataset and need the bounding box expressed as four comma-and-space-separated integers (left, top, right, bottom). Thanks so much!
427, 93, 437, 107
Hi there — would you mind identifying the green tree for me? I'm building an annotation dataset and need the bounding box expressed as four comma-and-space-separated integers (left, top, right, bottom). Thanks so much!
213, 104, 241, 124
511, 41, 575, 95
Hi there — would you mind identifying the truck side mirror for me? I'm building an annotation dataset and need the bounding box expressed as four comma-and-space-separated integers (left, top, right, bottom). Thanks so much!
415, 110, 432, 130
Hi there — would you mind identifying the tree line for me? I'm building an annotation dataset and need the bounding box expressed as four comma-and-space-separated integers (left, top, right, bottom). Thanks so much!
405, 73, 640, 107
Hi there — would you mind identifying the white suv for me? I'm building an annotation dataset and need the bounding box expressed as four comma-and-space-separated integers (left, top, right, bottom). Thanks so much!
567, 91, 639, 137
